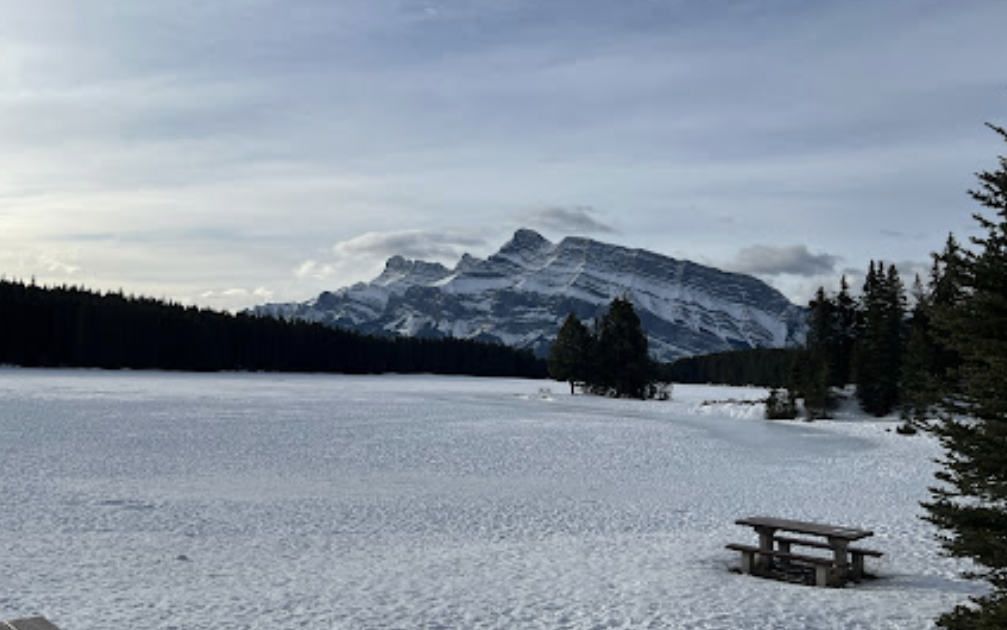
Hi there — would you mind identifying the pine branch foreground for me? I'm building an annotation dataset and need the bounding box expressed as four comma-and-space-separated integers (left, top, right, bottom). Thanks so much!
923, 122, 1007, 629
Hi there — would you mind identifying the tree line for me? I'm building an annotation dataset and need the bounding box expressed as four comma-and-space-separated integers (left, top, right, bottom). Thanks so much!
547, 296, 670, 399
777, 233, 976, 424
668, 252, 956, 422
784, 260, 908, 419
667, 347, 798, 388
0, 279, 546, 378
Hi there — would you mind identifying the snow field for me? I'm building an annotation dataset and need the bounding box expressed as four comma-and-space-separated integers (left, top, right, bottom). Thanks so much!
0, 370, 982, 629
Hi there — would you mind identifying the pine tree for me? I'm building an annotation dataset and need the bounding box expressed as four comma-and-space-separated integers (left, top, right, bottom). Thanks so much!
592, 297, 653, 399
924, 123, 1007, 629
900, 240, 968, 427
548, 313, 593, 394
855, 261, 906, 416
834, 276, 859, 386
798, 287, 837, 418
806, 286, 837, 379
900, 274, 939, 423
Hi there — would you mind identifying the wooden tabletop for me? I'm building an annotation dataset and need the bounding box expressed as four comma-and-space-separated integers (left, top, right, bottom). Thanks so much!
735, 516, 874, 541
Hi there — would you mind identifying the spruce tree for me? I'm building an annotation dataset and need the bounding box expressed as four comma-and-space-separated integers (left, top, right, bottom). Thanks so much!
806, 286, 837, 379
593, 297, 653, 399
900, 274, 939, 423
855, 261, 906, 416
834, 276, 859, 386
900, 241, 967, 426
799, 287, 837, 418
548, 313, 593, 394
925, 123, 1007, 629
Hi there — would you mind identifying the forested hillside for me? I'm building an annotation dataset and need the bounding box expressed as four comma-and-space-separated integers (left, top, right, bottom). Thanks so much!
0, 279, 545, 378
667, 348, 799, 387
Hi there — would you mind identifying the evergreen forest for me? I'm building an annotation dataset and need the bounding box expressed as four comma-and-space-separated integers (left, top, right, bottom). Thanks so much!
668, 254, 957, 422
0, 279, 545, 378
666, 348, 798, 388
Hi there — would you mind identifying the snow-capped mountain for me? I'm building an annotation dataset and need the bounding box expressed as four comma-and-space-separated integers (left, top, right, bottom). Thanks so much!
256, 229, 807, 362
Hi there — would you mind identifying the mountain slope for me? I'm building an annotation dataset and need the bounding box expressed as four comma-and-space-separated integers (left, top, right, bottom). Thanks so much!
256, 229, 807, 362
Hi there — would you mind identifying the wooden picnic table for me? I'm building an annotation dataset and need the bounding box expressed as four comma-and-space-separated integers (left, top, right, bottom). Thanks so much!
729, 516, 881, 587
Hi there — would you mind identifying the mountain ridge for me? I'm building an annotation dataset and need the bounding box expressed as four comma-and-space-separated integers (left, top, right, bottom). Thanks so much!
255, 229, 807, 362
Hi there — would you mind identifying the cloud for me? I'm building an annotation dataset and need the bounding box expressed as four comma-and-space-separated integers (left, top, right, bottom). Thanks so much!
292, 229, 489, 286
331, 229, 487, 262
728, 245, 841, 277
195, 286, 275, 311
38, 250, 81, 275
742, 254, 935, 306
516, 206, 617, 236
294, 260, 336, 281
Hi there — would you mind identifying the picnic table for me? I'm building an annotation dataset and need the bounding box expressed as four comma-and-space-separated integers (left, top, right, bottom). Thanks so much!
727, 516, 883, 587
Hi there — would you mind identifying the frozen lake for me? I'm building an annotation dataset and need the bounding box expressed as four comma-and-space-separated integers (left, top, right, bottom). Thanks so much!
0, 369, 981, 629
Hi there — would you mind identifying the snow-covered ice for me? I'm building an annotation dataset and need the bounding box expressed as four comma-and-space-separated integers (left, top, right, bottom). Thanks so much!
0, 369, 983, 629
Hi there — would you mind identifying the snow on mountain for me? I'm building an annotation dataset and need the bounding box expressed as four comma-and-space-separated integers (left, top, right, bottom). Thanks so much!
255, 229, 807, 362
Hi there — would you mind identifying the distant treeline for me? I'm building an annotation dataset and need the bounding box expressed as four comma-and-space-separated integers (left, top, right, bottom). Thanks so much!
666, 243, 967, 422
665, 348, 799, 387
0, 279, 546, 378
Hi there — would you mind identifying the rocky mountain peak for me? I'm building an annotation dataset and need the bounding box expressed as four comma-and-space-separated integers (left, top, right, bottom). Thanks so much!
502, 228, 553, 253
490, 229, 556, 272
455, 253, 482, 273
375, 256, 451, 287
254, 230, 807, 362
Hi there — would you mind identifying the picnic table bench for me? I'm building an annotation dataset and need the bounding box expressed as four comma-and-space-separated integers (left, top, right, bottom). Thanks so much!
727, 516, 883, 587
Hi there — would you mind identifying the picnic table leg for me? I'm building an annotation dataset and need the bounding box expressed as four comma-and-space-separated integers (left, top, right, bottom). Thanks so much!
775, 538, 792, 571
739, 549, 755, 574
850, 552, 865, 581
829, 537, 851, 585
814, 564, 830, 588
755, 527, 777, 574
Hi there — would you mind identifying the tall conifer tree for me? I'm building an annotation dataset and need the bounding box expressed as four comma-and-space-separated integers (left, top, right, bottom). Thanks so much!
834, 276, 858, 386
925, 123, 1007, 629
855, 261, 906, 416
548, 313, 592, 394
900, 274, 940, 422
799, 287, 838, 418
594, 297, 652, 399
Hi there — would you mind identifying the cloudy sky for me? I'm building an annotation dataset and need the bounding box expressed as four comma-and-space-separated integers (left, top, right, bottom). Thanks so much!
2, 0, 1005, 310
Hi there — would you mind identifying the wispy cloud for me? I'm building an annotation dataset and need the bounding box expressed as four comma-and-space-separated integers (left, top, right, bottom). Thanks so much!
294, 229, 489, 284
196, 287, 275, 311
294, 260, 336, 281
516, 206, 617, 237
332, 229, 487, 262
728, 245, 841, 277
38, 250, 81, 275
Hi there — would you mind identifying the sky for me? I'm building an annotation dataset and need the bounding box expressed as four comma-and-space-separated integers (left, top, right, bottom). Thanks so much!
2, 0, 1006, 311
